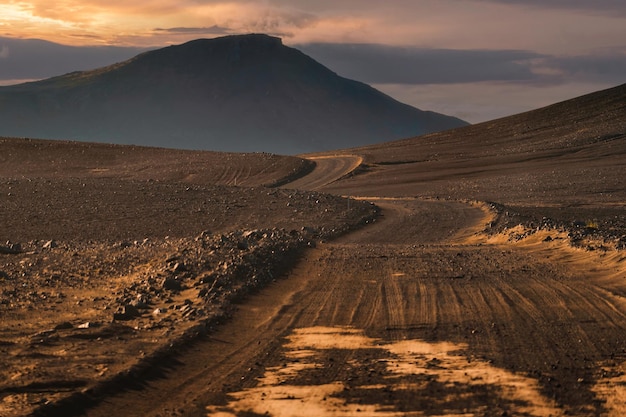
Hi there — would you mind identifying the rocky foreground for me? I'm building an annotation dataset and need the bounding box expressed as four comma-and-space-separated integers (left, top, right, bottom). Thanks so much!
0, 177, 377, 416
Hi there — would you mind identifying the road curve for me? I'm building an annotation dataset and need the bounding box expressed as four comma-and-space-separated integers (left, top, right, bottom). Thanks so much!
280, 155, 362, 190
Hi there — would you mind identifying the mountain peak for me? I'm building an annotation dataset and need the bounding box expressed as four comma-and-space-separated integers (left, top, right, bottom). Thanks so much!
182, 33, 283, 49
141, 34, 285, 64
133, 33, 286, 67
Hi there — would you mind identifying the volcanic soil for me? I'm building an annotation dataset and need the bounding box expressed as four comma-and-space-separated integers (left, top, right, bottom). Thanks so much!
1, 84, 626, 417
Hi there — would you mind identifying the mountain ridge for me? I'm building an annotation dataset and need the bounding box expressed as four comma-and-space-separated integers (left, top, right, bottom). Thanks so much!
0, 34, 467, 154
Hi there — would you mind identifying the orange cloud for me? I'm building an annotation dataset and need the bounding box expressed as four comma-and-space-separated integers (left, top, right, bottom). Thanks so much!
1, 0, 625, 54
0, 1, 319, 45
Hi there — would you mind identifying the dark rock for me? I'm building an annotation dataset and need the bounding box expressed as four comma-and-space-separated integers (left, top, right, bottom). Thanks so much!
0, 242, 21, 254
113, 304, 140, 321
172, 262, 186, 273
54, 322, 74, 330
130, 298, 149, 309
162, 277, 182, 291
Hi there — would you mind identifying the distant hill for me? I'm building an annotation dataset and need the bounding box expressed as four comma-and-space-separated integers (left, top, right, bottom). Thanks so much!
0, 36, 146, 83
0, 34, 467, 154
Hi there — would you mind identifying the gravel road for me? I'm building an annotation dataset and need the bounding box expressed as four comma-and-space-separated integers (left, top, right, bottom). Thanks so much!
69, 198, 626, 416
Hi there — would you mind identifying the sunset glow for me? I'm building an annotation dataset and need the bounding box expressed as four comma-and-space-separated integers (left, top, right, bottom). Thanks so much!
1, 0, 623, 50
1, 1, 625, 122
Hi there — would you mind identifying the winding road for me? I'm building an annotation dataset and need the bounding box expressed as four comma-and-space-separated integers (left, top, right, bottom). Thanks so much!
71, 156, 626, 417
78, 196, 626, 416
280, 155, 362, 190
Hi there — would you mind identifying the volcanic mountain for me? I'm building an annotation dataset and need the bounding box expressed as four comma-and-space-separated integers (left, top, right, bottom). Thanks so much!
0, 34, 467, 154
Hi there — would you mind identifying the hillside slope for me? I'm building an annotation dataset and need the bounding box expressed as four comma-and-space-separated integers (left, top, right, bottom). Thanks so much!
0, 34, 467, 154
0, 137, 313, 188
321, 83, 626, 205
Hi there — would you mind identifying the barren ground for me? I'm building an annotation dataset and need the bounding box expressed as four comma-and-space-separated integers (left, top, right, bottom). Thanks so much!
1, 84, 625, 417
19, 197, 626, 417
0, 139, 377, 416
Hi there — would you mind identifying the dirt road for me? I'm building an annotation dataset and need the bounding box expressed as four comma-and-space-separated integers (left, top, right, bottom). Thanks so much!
69, 198, 626, 417
281, 155, 362, 190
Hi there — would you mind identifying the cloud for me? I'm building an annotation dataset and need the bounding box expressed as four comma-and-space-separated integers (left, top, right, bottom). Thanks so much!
297, 43, 543, 84
296, 42, 626, 88
232, 6, 318, 38
473, 0, 626, 16
1, 0, 624, 55
544, 52, 626, 84
154, 25, 233, 35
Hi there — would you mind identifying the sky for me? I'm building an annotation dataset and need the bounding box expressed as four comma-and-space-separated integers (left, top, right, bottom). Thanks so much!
1, 0, 625, 123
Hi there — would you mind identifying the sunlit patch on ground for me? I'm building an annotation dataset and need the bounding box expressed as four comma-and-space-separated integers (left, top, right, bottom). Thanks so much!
592, 361, 626, 417
207, 326, 563, 416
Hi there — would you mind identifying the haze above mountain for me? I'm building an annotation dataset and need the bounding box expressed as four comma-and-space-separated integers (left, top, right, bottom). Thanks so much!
0, 34, 467, 154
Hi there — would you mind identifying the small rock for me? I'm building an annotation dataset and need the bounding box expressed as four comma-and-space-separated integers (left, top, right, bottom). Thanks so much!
113, 304, 140, 321
195, 230, 212, 241
77, 322, 97, 329
43, 240, 58, 249
162, 277, 182, 291
152, 308, 168, 315
131, 295, 150, 309
54, 322, 74, 330
172, 262, 186, 273
165, 254, 179, 263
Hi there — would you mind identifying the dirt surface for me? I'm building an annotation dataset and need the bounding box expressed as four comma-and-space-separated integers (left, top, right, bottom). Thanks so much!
0, 138, 314, 188
1, 84, 626, 417
48, 199, 626, 417
281, 155, 362, 191
0, 138, 379, 417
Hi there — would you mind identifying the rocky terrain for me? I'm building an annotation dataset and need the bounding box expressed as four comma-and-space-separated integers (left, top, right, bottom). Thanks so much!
1, 82, 625, 416
0, 139, 377, 416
